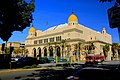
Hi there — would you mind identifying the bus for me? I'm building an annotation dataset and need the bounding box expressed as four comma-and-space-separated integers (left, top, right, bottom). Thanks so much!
85, 54, 104, 64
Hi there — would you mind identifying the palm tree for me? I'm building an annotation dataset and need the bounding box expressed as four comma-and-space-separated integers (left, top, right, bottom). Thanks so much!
53, 42, 58, 63
48, 42, 52, 58
61, 39, 66, 58
88, 42, 95, 54
111, 43, 119, 60
76, 42, 81, 62
103, 44, 110, 60
72, 43, 77, 62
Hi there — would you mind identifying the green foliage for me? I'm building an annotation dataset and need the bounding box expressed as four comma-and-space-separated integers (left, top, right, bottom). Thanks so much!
103, 44, 110, 58
23, 64, 41, 69
112, 43, 120, 56
0, 0, 35, 41
103, 44, 110, 52
23, 65, 31, 69
31, 64, 37, 68
5, 47, 10, 54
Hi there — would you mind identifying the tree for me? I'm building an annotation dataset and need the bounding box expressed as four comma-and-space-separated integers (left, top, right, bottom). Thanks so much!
118, 44, 120, 56
111, 43, 119, 59
99, 0, 120, 4
76, 42, 81, 62
103, 44, 110, 60
61, 39, 66, 58
0, 0, 35, 42
88, 42, 95, 54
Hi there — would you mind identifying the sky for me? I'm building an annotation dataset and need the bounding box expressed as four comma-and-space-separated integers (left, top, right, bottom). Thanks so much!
0, 0, 119, 44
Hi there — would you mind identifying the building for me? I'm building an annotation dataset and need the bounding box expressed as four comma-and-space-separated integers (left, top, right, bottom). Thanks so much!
25, 12, 112, 61
0, 42, 25, 57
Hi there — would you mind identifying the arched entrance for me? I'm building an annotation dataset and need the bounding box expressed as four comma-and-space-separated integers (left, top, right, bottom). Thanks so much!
56, 46, 61, 57
49, 46, 53, 57
33, 48, 36, 58
38, 47, 41, 57
43, 47, 47, 57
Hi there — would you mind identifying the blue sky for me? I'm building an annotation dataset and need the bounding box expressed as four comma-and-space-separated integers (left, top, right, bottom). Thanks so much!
0, 0, 119, 43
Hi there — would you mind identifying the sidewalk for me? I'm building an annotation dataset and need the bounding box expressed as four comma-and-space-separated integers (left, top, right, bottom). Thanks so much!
102, 60, 120, 65
0, 67, 47, 74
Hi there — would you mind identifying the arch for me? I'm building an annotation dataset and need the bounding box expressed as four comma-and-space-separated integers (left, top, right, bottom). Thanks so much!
56, 46, 61, 57
38, 47, 41, 57
33, 48, 36, 58
49, 46, 53, 57
43, 47, 47, 57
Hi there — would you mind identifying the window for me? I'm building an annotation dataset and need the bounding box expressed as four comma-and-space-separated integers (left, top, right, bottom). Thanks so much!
44, 39, 48, 43
39, 40, 42, 44
56, 36, 61, 41
50, 37, 54, 42
91, 37, 92, 40
34, 40, 37, 44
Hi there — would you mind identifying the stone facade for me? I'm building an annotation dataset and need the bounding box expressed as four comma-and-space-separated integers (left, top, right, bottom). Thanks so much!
25, 12, 112, 61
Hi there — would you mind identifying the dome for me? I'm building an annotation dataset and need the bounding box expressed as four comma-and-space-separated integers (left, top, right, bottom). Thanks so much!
29, 27, 36, 32
68, 13, 78, 22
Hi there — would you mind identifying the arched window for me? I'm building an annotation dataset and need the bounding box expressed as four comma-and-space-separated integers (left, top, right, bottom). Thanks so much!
38, 47, 41, 57
43, 47, 47, 57
49, 46, 53, 57
73, 23, 74, 25
56, 46, 61, 57
33, 48, 36, 58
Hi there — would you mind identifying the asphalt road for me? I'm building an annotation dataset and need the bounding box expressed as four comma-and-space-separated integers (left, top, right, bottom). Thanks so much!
0, 67, 77, 80
0, 69, 37, 80
0, 61, 120, 80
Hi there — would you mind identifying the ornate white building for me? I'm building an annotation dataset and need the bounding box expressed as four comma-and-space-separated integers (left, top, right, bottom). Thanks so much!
25, 12, 112, 61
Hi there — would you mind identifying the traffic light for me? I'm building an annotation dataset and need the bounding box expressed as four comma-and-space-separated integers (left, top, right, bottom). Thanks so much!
107, 3, 120, 28
1, 43, 5, 51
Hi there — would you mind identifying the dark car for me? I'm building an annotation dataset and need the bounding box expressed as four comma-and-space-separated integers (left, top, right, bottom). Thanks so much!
38, 57, 50, 64
66, 67, 120, 80
48, 57, 68, 63
11, 57, 38, 68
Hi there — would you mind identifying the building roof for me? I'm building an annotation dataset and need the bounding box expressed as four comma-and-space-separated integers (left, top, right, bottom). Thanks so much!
44, 23, 68, 32
68, 13, 78, 22
29, 27, 36, 32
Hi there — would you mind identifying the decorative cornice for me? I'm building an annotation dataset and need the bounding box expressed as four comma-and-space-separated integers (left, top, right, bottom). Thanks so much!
85, 40, 112, 45
26, 28, 83, 40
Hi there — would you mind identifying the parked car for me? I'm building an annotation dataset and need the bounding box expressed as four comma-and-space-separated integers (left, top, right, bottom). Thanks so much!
11, 57, 38, 68
38, 57, 50, 64
48, 57, 68, 63
0, 54, 11, 69
66, 67, 120, 80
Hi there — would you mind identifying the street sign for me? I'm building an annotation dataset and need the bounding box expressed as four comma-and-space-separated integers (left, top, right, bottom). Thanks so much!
107, 4, 120, 28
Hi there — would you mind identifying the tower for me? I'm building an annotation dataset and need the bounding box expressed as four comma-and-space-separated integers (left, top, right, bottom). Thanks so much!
102, 27, 106, 35
28, 25, 36, 38
68, 11, 78, 27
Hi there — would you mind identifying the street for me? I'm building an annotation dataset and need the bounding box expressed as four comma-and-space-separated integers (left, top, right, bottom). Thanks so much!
0, 67, 78, 80
0, 61, 120, 80
0, 69, 38, 80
